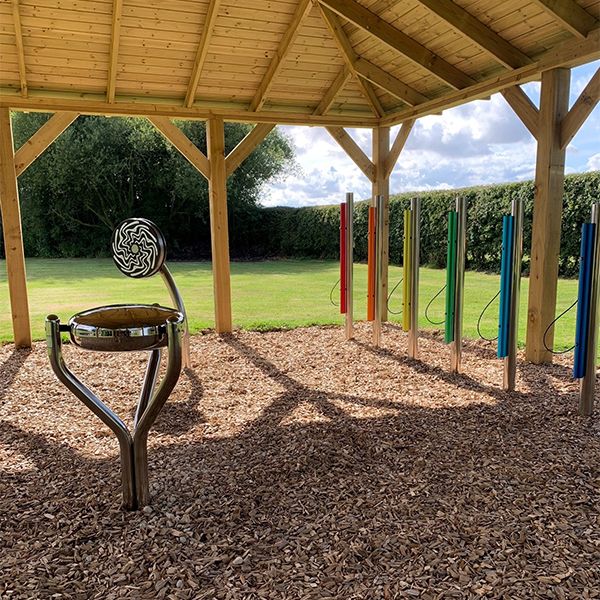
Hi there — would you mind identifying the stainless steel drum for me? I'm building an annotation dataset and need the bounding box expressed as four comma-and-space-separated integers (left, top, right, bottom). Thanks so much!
69, 304, 182, 352
45, 218, 188, 511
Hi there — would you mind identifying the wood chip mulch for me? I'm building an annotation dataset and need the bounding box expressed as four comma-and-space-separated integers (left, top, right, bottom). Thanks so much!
1, 324, 599, 599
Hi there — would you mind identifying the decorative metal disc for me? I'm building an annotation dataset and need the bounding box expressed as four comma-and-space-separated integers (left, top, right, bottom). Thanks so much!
111, 218, 166, 278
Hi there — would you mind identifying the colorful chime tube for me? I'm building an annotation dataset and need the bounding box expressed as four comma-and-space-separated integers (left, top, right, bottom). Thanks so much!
496, 198, 523, 391
574, 202, 600, 416
402, 198, 420, 358
339, 193, 354, 340
444, 197, 466, 373
366, 195, 385, 346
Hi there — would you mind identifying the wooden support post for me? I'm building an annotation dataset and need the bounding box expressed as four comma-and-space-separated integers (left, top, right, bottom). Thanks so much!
373, 126, 390, 321
207, 115, 232, 333
526, 68, 570, 363
0, 107, 31, 347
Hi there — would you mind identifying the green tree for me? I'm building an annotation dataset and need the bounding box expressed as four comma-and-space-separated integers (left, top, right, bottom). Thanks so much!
6, 113, 294, 258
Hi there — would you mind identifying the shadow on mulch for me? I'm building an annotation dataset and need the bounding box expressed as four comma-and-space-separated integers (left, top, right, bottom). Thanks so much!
1, 331, 598, 598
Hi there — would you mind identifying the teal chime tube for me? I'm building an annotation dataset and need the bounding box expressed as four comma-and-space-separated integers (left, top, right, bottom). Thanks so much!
574, 222, 595, 379
444, 211, 458, 343
497, 215, 514, 358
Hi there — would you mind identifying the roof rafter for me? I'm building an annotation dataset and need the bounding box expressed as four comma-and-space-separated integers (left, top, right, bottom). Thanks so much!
14, 112, 79, 176
249, 0, 313, 112
501, 86, 539, 138
560, 67, 600, 149
313, 66, 352, 115
317, 3, 384, 117
148, 117, 210, 180
185, 0, 222, 108
225, 124, 275, 177
326, 126, 375, 181
531, 0, 597, 39
381, 27, 600, 126
11, 0, 27, 98
107, 0, 123, 103
318, 0, 475, 90
415, 0, 532, 69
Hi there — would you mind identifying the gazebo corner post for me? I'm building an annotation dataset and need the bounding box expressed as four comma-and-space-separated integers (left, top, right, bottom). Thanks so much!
207, 115, 232, 334
372, 125, 390, 322
0, 107, 31, 348
525, 68, 570, 364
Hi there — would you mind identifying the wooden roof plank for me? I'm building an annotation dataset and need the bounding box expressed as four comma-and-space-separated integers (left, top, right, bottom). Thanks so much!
560, 66, 600, 148
184, 0, 222, 108
107, 0, 123, 103
318, 0, 475, 89
531, 0, 597, 38
11, 0, 27, 97
249, 0, 313, 112
414, 0, 532, 69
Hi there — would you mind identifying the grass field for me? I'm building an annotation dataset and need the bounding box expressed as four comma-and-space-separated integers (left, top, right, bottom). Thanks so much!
0, 258, 583, 351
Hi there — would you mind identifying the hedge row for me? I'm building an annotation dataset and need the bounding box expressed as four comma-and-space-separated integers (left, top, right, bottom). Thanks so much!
259, 172, 600, 278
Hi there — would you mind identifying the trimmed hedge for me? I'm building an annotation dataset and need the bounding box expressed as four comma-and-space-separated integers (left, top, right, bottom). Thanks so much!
260, 172, 600, 278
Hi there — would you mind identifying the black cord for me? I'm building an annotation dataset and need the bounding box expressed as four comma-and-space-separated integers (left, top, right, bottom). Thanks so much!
425, 284, 446, 325
387, 277, 403, 315
329, 278, 340, 307
543, 300, 577, 354
477, 290, 500, 342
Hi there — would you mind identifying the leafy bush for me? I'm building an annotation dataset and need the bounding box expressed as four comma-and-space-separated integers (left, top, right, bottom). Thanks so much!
260, 172, 599, 277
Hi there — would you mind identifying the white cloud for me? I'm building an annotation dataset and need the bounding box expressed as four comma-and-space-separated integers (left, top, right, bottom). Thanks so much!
262, 62, 600, 207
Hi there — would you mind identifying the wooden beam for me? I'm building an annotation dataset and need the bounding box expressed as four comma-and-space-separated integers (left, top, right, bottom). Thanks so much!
250, 0, 313, 112
380, 27, 600, 126
107, 0, 123, 103
353, 58, 429, 106
373, 126, 390, 321
313, 66, 352, 115
560, 67, 600, 149
319, 0, 475, 89
501, 86, 540, 138
526, 68, 570, 364
415, 0, 532, 69
531, 0, 597, 38
384, 119, 415, 179
206, 115, 232, 333
147, 116, 210, 180
318, 4, 384, 117
225, 123, 275, 177
14, 112, 79, 176
184, 0, 222, 108
0, 108, 31, 347
11, 0, 27, 97
326, 126, 375, 181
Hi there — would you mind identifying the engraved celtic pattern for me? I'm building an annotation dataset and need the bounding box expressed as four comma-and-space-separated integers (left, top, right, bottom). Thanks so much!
111, 218, 166, 278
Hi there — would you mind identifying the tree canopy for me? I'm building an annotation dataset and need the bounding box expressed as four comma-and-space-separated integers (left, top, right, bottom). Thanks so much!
6, 113, 294, 259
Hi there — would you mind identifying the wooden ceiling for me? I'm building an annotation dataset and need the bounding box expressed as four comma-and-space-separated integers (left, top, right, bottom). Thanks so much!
0, 0, 599, 126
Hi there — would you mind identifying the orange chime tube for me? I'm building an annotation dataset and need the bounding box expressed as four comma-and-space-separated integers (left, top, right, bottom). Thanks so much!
367, 205, 376, 321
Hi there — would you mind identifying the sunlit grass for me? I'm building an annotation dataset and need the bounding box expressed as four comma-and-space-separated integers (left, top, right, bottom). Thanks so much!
0, 258, 582, 351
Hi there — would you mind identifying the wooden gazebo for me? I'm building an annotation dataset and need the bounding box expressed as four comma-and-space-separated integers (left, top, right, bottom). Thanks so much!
0, 0, 599, 364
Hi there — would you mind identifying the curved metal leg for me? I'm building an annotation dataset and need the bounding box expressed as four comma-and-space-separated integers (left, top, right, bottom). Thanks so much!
160, 266, 191, 368
133, 317, 183, 506
45, 316, 137, 510
134, 349, 161, 429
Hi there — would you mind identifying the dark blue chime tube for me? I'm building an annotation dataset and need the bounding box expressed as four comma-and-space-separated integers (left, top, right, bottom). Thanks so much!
574, 222, 596, 378
498, 215, 514, 358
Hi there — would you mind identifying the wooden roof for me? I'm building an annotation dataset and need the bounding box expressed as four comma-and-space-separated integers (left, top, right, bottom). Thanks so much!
0, 0, 599, 126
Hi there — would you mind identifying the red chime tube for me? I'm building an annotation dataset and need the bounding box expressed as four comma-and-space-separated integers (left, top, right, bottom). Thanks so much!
367, 206, 376, 321
340, 202, 347, 314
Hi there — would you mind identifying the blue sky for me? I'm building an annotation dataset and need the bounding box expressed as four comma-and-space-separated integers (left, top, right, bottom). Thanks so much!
263, 61, 600, 207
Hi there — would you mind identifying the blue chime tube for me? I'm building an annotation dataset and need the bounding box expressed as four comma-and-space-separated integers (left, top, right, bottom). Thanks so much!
497, 215, 514, 358
573, 222, 596, 379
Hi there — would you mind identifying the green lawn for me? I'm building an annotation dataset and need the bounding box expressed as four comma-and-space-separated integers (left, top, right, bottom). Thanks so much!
0, 258, 583, 351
